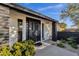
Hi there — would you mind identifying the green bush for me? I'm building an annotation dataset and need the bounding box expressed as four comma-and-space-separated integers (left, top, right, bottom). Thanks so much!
67, 37, 78, 49
61, 39, 66, 43
67, 37, 75, 44
12, 42, 23, 50
57, 37, 78, 49
0, 45, 12, 56
25, 51, 31, 56
23, 45, 35, 56
57, 42, 65, 48
12, 40, 35, 56
22, 40, 35, 56
12, 42, 23, 56
71, 43, 78, 49
0, 40, 35, 56
22, 39, 35, 45
13, 49, 22, 56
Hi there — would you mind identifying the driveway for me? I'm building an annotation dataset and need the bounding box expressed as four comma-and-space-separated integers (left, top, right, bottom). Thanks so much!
35, 45, 78, 56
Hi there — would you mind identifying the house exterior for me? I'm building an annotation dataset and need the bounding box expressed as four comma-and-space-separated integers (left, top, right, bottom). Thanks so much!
0, 3, 57, 47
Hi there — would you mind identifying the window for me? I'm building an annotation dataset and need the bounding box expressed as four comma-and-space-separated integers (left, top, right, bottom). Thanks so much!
18, 19, 23, 42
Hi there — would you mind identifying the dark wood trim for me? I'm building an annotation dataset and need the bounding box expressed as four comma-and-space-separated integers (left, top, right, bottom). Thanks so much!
42, 23, 44, 40
18, 19, 23, 42
52, 22, 57, 41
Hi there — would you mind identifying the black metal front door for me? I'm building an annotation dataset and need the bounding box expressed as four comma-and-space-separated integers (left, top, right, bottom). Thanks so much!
26, 18, 41, 42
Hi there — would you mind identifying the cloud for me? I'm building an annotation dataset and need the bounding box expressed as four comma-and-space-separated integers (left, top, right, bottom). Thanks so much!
38, 4, 64, 11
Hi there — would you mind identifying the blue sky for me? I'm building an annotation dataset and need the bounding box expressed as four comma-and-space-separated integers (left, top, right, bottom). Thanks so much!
19, 3, 73, 28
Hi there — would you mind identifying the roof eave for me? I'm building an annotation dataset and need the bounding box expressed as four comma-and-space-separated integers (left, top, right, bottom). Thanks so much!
0, 3, 58, 22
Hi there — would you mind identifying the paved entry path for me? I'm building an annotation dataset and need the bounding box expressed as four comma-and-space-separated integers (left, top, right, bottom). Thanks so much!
35, 45, 78, 56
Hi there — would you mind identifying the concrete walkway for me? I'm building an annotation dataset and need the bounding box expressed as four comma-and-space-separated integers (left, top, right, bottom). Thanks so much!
35, 45, 78, 56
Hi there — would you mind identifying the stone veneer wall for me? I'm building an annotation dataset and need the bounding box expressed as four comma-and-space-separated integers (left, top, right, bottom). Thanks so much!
0, 5, 9, 45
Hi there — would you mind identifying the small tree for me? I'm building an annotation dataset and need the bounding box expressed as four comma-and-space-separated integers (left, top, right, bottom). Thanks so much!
59, 22, 67, 31
60, 3, 79, 28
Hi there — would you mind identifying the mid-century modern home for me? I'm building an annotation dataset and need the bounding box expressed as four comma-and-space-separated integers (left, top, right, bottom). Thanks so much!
0, 3, 57, 47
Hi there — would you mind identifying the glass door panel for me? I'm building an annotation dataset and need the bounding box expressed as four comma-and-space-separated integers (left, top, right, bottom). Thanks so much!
26, 18, 41, 42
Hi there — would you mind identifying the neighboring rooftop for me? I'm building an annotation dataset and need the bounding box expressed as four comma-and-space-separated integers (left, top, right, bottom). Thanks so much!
0, 3, 57, 22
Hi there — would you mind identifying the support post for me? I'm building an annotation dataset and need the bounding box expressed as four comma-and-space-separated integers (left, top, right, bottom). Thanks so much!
22, 19, 26, 41
52, 22, 57, 41
41, 21, 42, 42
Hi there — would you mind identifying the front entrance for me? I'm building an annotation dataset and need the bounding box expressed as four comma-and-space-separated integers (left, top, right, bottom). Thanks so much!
26, 18, 41, 42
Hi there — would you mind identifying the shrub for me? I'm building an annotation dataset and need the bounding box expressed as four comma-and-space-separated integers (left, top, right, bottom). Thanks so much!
12, 42, 23, 50
25, 51, 31, 56
0, 40, 35, 56
67, 37, 75, 44
70, 43, 78, 49
22, 40, 35, 56
57, 41, 65, 48
57, 43, 65, 48
13, 49, 22, 56
23, 45, 35, 56
67, 37, 78, 49
12, 40, 35, 56
22, 39, 35, 45
12, 42, 23, 56
0, 45, 12, 56
61, 39, 66, 43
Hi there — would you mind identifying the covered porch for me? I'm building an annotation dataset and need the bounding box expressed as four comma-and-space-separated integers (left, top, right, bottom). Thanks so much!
17, 15, 57, 43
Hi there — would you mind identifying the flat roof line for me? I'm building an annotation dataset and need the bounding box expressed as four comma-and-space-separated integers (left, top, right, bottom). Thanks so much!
0, 3, 58, 22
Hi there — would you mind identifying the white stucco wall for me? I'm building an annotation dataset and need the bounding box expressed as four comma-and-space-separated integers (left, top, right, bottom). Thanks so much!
41, 20, 52, 40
